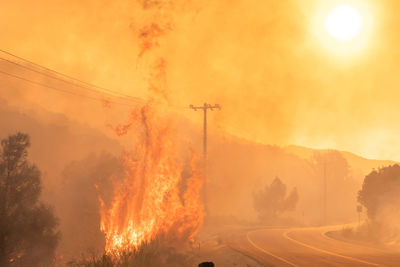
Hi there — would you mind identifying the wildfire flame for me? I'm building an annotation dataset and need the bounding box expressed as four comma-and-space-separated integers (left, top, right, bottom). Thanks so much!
100, 104, 204, 252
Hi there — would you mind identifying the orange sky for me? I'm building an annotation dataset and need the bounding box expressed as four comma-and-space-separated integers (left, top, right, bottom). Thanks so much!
1, 0, 400, 160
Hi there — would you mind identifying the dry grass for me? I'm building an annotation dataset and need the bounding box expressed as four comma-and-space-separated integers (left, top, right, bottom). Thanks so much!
68, 239, 194, 267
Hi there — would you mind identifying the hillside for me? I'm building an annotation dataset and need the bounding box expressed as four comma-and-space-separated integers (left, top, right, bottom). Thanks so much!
284, 145, 397, 178
0, 101, 397, 256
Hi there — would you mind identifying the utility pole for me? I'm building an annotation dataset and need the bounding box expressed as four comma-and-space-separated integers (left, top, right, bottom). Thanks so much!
323, 160, 327, 226
190, 103, 221, 218
357, 205, 362, 227
189, 103, 221, 160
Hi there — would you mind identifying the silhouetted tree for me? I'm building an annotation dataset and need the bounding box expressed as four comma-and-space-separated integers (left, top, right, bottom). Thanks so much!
253, 177, 298, 223
0, 133, 59, 266
358, 164, 400, 220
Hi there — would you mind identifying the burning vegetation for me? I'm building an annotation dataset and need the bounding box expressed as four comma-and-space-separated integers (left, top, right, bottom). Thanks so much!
99, 104, 204, 253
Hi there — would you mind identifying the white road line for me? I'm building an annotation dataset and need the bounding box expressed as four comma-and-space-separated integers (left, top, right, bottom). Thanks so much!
283, 229, 383, 267
246, 230, 299, 267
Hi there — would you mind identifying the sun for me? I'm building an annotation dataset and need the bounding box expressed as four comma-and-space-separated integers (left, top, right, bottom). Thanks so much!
325, 5, 363, 42
314, 1, 374, 57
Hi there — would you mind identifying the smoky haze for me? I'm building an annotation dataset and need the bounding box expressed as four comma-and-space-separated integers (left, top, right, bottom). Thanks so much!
2, 0, 400, 160
1, 99, 396, 262
3, 0, 400, 266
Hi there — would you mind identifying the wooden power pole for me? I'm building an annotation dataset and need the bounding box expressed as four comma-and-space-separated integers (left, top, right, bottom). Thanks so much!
189, 103, 221, 217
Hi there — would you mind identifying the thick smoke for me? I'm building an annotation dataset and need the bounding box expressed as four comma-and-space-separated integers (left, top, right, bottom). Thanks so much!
2, 0, 400, 160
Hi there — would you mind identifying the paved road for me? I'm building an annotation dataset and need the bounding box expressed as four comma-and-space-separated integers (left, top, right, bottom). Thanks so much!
227, 226, 400, 267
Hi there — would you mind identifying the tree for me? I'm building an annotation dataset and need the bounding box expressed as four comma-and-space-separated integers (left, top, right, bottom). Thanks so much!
358, 164, 400, 220
0, 133, 59, 266
253, 177, 298, 223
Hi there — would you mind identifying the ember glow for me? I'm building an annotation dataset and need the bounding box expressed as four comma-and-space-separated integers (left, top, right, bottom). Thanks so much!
99, 105, 204, 252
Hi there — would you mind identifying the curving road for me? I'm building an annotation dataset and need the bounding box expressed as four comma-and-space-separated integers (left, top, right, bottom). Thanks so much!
227, 226, 400, 267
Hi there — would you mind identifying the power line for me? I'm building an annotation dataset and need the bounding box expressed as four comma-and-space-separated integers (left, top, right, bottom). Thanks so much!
0, 56, 141, 103
0, 48, 144, 103
0, 69, 138, 107
0, 48, 190, 112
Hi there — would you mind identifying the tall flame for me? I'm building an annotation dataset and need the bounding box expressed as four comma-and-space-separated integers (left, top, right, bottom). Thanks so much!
100, 104, 204, 252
